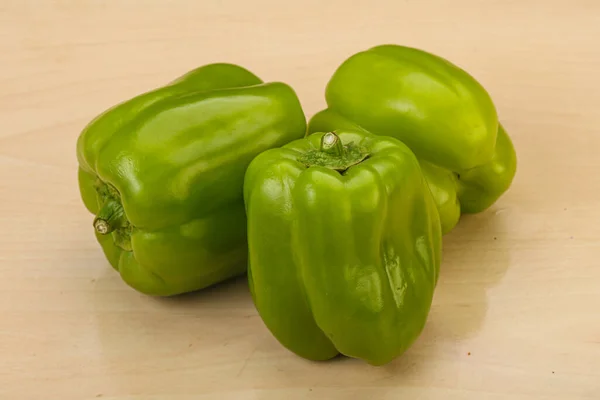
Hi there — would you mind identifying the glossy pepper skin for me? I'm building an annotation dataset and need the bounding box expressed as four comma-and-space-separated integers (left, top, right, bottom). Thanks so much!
244, 130, 442, 365
308, 44, 517, 234
76, 63, 307, 296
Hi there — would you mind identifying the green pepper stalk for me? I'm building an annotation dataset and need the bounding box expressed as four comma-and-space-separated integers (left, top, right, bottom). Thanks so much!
93, 198, 125, 235
321, 131, 343, 156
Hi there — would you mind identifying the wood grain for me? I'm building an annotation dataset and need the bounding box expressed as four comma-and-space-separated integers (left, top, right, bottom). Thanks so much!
1, 1, 599, 399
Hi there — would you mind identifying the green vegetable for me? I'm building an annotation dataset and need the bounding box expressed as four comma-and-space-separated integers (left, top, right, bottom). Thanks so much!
308, 44, 517, 234
244, 130, 442, 365
76, 63, 307, 296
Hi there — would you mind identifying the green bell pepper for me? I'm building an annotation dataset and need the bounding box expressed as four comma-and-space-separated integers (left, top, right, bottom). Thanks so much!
308, 44, 517, 234
76, 63, 306, 296
244, 130, 442, 365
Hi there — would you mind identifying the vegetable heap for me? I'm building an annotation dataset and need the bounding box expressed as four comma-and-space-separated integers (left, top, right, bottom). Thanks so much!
76, 45, 516, 365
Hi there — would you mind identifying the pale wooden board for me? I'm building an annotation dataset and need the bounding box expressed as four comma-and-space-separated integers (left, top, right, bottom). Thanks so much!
1, 1, 599, 399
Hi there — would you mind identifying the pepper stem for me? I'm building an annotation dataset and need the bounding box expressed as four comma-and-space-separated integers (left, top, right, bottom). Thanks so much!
320, 132, 345, 157
93, 198, 125, 235
299, 131, 370, 172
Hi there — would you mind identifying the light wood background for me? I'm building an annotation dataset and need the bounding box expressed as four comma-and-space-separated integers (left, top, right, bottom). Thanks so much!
1, 1, 599, 399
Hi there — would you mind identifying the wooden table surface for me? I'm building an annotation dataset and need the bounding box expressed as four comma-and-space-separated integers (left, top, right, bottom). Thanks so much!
2, 1, 599, 399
